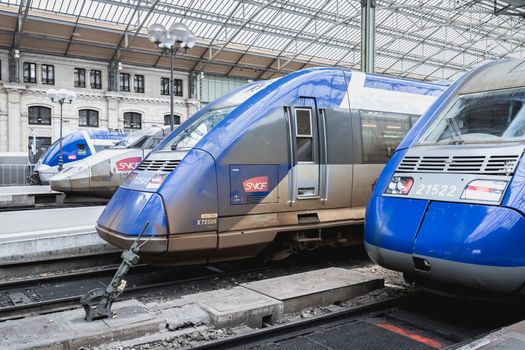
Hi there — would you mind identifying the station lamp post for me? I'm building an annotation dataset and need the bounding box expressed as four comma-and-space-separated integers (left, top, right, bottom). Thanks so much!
147, 22, 196, 131
47, 88, 76, 172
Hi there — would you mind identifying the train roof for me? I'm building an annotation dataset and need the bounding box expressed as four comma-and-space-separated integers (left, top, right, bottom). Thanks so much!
458, 59, 525, 95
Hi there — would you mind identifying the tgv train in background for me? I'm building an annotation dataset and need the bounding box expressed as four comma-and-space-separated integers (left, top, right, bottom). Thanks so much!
32, 129, 127, 184
96, 67, 447, 266
49, 126, 171, 197
365, 59, 525, 295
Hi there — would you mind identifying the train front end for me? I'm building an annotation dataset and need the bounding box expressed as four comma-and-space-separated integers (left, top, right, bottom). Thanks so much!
95, 80, 273, 265
365, 59, 525, 295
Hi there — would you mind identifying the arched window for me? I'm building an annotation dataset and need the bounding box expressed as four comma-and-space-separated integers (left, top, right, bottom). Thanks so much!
79, 109, 99, 127
28, 106, 51, 125
124, 112, 142, 129
164, 114, 181, 126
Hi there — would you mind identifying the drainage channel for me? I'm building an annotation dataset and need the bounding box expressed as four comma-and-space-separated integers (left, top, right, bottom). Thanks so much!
190, 292, 525, 350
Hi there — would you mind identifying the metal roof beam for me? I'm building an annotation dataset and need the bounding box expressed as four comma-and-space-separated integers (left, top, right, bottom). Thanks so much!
12, 0, 31, 50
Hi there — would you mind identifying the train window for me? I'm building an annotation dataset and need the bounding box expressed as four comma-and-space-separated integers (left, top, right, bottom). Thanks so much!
295, 108, 314, 162
420, 87, 525, 145
295, 109, 312, 137
77, 144, 87, 155
360, 110, 412, 163
168, 106, 234, 150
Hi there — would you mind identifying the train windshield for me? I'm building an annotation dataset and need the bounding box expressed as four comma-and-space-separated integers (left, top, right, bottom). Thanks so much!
113, 128, 159, 149
168, 106, 235, 150
420, 87, 525, 145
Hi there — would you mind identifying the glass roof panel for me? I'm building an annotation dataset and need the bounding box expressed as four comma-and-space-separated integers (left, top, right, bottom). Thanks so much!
1, 0, 524, 80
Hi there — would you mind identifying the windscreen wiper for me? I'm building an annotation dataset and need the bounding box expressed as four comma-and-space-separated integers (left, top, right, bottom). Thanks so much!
445, 116, 464, 144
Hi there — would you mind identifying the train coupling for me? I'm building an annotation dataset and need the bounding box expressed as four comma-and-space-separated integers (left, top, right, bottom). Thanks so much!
81, 222, 151, 322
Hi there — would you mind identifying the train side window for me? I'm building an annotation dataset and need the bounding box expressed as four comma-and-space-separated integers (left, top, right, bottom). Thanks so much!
360, 110, 412, 163
295, 108, 313, 162
77, 144, 87, 155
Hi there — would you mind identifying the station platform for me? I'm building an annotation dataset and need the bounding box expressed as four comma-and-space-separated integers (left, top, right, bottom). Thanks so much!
0, 185, 64, 208
0, 206, 117, 266
457, 321, 525, 350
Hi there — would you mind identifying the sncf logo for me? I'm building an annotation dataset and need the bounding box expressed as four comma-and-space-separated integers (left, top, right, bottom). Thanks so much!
116, 157, 142, 172
243, 176, 269, 193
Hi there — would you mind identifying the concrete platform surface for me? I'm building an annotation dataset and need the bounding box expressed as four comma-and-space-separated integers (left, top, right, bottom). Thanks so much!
241, 267, 384, 312
0, 206, 117, 265
0, 206, 104, 235
0, 300, 162, 350
456, 320, 525, 350
0, 185, 64, 207
0, 185, 58, 195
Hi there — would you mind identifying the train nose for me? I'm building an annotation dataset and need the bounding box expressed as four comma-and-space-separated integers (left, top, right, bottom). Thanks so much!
49, 171, 72, 192
49, 162, 90, 192
96, 188, 169, 253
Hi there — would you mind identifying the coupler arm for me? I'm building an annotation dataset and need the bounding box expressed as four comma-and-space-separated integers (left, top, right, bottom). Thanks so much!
81, 222, 151, 322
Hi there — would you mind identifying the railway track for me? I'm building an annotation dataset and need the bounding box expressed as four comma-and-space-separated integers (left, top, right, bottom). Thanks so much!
0, 261, 271, 322
188, 292, 525, 350
0, 246, 371, 323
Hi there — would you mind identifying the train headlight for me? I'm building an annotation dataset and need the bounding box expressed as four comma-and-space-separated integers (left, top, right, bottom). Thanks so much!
385, 176, 414, 195
461, 179, 508, 202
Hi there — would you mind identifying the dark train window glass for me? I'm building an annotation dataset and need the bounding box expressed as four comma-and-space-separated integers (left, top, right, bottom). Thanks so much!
124, 112, 141, 130
120, 73, 130, 92
360, 110, 412, 163
28, 106, 51, 125
23, 62, 36, 83
74, 68, 86, 87
77, 144, 87, 155
295, 108, 314, 162
164, 114, 181, 125
91, 70, 102, 89
134, 75, 144, 93
79, 109, 99, 127
41, 64, 54, 85
295, 109, 312, 136
297, 137, 313, 162
421, 87, 525, 145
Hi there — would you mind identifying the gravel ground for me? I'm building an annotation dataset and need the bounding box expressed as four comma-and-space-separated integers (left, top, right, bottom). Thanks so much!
0, 291, 12, 307
136, 246, 374, 305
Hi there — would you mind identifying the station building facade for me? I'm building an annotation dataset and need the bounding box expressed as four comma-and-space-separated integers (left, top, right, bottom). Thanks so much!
0, 50, 201, 157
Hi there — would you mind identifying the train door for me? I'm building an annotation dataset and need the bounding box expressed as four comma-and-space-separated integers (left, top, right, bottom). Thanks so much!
286, 97, 327, 204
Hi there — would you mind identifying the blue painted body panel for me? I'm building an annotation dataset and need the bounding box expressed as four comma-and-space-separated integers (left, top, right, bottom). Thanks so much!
413, 202, 525, 267
365, 196, 428, 254
40, 129, 126, 167
364, 74, 444, 96
96, 187, 167, 237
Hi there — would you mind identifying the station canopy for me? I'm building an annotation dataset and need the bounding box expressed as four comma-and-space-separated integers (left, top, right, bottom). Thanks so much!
1, 0, 525, 81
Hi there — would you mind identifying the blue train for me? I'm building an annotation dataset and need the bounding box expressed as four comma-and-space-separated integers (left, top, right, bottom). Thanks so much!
32, 129, 127, 184
365, 59, 525, 295
96, 68, 446, 265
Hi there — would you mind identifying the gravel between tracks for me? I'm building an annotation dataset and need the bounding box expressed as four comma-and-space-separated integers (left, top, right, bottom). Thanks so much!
89, 247, 412, 350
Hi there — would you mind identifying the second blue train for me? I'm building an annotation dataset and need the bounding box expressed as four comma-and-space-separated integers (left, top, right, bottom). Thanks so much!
366, 59, 525, 295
